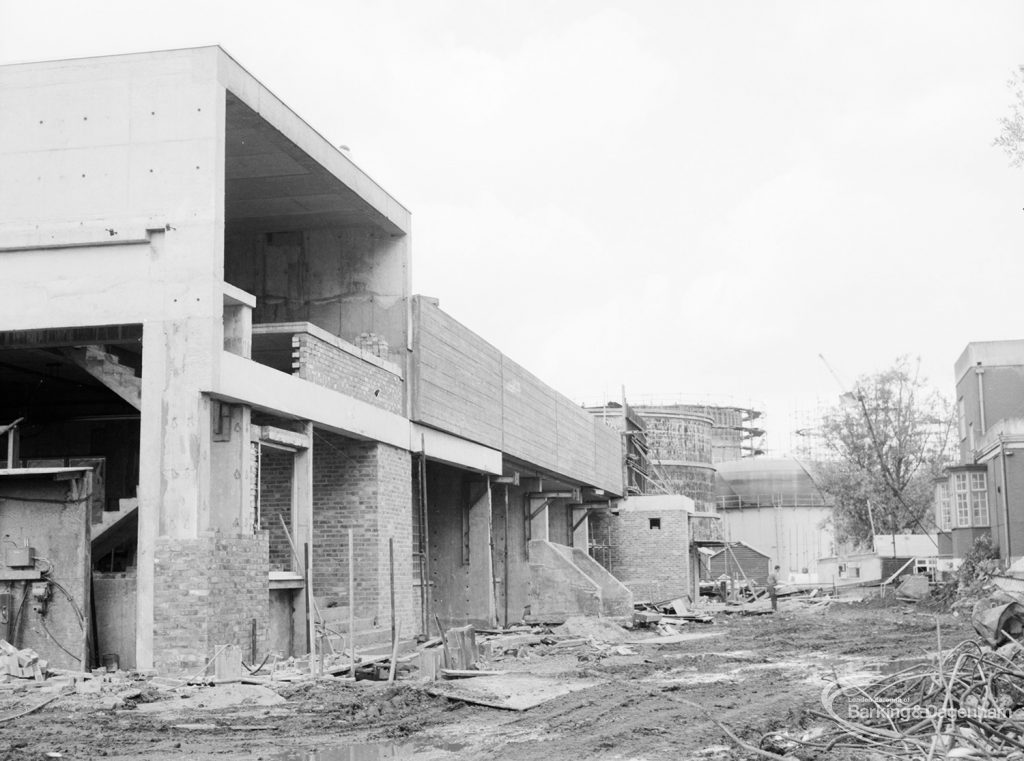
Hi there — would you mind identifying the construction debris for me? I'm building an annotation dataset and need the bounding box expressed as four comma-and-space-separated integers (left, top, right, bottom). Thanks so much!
895, 574, 931, 601
0, 640, 46, 681
973, 600, 1024, 648
765, 639, 1024, 759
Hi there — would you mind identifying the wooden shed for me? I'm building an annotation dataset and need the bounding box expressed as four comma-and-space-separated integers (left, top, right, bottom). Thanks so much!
701, 541, 771, 585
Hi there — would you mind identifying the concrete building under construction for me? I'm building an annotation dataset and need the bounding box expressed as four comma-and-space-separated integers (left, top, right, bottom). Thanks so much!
0, 47, 631, 674
586, 399, 766, 510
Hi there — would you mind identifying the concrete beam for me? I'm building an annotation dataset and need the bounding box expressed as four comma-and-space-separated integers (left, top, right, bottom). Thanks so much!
411, 424, 502, 475
212, 352, 411, 450
255, 425, 311, 451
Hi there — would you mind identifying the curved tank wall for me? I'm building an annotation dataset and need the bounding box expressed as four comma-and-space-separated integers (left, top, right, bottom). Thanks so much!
636, 409, 716, 509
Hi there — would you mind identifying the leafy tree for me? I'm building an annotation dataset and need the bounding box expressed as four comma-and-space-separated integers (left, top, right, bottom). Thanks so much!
818, 357, 955, 548
994, 65, 1024, 168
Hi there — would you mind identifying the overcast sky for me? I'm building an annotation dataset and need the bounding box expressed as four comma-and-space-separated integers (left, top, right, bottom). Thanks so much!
2, 1, 1022, 454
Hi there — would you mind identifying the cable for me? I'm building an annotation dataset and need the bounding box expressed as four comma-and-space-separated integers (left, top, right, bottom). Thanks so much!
43, 577, 85, 628
9, 582, 30, 645
38, 616, 81, 663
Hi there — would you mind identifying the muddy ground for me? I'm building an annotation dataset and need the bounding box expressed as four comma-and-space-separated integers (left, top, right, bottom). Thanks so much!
0, 598, 976, 761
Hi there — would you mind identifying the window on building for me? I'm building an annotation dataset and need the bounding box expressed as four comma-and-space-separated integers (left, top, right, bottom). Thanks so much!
936, 481, 952, 531
649, 518, 661, 530
954, 472, 971, 527
971, 471, 989, 526
948, 469, 990, 528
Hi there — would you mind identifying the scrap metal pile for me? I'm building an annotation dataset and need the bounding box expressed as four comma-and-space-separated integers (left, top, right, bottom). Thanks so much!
763, 604, 1024, 760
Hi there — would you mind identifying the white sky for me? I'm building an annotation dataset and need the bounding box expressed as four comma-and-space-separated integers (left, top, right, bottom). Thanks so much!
2, 1, 1022, 453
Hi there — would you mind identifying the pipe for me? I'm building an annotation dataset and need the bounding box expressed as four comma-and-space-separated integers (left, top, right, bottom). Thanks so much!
419, 442, 431, 636
977, 367, 987, 435
1002, 442, 1012, 560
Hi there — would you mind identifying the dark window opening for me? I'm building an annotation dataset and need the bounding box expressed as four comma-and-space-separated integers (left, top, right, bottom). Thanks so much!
649, 518, 661, 530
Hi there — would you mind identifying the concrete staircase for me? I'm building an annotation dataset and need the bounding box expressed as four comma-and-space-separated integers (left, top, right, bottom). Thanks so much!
93, 498, 138, 543
92, 498, 139, 561
527, 540, 634, 622
63, 345, 141, 410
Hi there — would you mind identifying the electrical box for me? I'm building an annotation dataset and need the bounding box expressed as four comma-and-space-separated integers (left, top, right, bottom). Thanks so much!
5, 547, 35, 568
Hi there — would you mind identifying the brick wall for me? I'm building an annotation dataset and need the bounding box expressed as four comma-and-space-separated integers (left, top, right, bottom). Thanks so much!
606, 509, 691, 601
153, 532, 270, 674
258, 446, 294, 572
311, 431, 414, 639
293, 332, 403, 414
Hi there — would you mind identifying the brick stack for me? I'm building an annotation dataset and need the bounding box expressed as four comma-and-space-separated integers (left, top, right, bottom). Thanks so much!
356, 332, 389, 361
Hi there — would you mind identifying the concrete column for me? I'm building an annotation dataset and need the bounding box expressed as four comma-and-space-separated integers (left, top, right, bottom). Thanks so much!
291, 422, 314, 656
223, 303, 252, 358
529, 497, 549, 543
467, 481, 495, 627
137, 315, 217, 670
208, 402, 251, 534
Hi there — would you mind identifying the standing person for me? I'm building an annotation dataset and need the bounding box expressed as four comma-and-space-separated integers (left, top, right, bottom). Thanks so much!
767, 565, 781, 612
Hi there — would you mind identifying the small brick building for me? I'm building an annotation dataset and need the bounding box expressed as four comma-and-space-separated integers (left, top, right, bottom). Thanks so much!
590, 495, 723, 602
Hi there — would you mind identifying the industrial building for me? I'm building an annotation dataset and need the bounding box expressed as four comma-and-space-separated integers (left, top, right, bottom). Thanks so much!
714, 457, 835, 576
0, 47, 630, 674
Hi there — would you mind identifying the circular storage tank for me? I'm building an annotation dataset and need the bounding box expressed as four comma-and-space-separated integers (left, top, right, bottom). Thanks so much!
636, 408, 716, 509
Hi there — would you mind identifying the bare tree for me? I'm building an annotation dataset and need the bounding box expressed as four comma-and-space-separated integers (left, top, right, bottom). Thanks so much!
818, 357, 955, 548
995, 65, 1024, 168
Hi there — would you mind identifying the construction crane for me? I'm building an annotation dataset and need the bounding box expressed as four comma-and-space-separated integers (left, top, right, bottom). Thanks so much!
818, 353, 848, 393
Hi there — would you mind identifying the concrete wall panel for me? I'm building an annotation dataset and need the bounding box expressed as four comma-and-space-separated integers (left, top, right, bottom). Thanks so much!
412, 297, 623, 494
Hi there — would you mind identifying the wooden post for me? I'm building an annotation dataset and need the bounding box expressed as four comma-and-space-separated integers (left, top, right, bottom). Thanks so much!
387, 617, 400, 683
389, 537, 396, 647
304, 542, 314, 673
6, 427, 19, 469
348, 528, 356, 679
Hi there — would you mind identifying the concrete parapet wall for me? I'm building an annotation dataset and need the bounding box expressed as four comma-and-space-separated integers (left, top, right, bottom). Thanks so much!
411, 297, 623, 494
